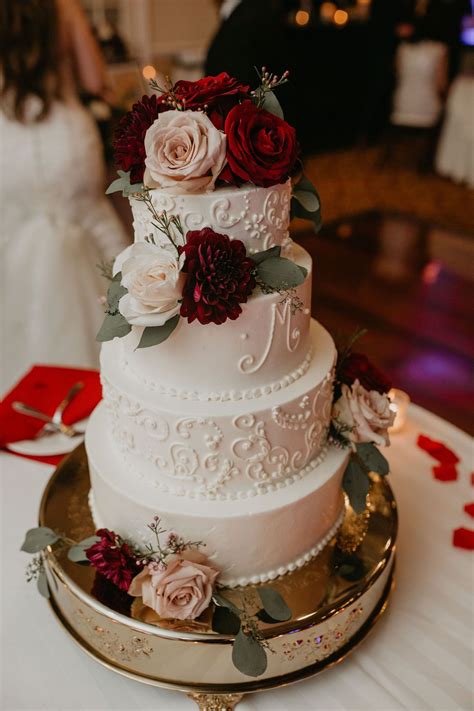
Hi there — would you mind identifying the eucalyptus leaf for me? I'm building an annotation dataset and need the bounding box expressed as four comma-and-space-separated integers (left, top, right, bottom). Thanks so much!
67, 535, 100, 563
106, 170, 144, 197
290, 174, 322, 232
293, 190, 320, 213
232, 629, 268, 677
250, 245, 281, 265
355, 443, 390, 476
212, 606, 241, 635
37, 569, 50, 598
96, 312, 131, 342
212, 592, 241, 616
136, 314, 180, 349
262, 90, 284, 119
21, 527, 60, 553
342, 456, 370, 514
257, 587, 291, 622
257, 257, 307, 290
107, 272, 127, 311
256, 609, 285, 624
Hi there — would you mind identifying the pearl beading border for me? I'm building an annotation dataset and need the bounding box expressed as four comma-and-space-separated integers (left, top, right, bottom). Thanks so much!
219, 505, 346, 588
122, 346, 314, 403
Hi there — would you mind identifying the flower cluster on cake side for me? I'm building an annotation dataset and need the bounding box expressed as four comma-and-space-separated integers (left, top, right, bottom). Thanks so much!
99, 69, 321, 348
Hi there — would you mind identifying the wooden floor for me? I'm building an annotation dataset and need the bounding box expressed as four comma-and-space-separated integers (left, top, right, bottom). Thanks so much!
294, 213, 474, 434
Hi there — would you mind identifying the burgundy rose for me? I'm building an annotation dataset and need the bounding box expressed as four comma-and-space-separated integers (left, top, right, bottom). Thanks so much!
163, 73, 250, 129
222, 100, 298, 187
179, 228, 256, 325
338, 352, 392, 395
86, 529, 139, 592
113, 94, 163, 183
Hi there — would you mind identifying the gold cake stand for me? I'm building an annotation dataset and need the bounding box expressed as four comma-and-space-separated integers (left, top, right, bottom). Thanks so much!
40, 444, 397, 710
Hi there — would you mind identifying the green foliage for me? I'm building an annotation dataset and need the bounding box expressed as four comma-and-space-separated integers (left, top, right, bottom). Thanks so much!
342, 456, 370, 514
212, 605, 241, 634
250, 245, 281, 265
96, 312, 131, 342
291, 174, 322, 232
21, 527, 60, 553
96, 271, 132, 343
67, 535, 100, 563
37, 569, 50, 598
261, 90, 284, 118
136, 314, 180, 349
355, 443, 389, 476
232, 629, 268, 677
106, 170, 145, 197
257, 587, 291, 622
256, 256, 307, 290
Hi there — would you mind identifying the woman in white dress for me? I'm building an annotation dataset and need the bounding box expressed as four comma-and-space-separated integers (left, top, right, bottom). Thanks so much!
0, 0, 129, 393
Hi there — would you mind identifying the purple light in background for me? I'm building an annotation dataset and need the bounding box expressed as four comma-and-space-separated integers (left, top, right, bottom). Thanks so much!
461, 13, 474, 46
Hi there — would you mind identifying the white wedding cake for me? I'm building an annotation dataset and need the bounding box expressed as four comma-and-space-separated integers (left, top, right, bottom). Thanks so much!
85, 71, 393, 591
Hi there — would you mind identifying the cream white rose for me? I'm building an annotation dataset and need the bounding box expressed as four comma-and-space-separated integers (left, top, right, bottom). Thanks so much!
333, 379, 395, 447
114, 242, 185, 327
143, 110, 226, 193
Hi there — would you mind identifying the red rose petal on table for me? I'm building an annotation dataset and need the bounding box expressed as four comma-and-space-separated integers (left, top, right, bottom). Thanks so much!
452, 527, 474, 550
417, 434, 460, 464
463, 503, 474, 518
432, 463, 458, 482
471, 473, 474, 486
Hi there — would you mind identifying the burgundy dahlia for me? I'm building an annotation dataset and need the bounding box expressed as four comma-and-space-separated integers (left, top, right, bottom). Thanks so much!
113, 94, 163, 183
179, 228, 256, 325
338, 352, 392, 395
85, 529, 139, 592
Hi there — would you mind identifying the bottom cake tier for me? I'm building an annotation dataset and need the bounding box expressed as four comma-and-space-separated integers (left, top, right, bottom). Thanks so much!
87, 405, 348, 587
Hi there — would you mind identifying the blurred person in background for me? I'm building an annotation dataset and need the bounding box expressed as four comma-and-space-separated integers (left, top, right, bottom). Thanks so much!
0, 0, 128, 393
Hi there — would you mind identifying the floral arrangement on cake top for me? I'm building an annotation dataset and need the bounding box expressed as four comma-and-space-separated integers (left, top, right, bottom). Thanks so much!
110, 69, 300, 192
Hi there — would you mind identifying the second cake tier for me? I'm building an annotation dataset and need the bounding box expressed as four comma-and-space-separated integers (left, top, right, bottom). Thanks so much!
99, 319, 336, 501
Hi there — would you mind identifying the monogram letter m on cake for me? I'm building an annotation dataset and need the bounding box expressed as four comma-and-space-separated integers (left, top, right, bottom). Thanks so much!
86, 70, 394, 649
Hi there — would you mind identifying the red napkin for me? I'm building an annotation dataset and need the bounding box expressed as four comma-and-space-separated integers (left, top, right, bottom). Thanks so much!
0, 365, 101, 465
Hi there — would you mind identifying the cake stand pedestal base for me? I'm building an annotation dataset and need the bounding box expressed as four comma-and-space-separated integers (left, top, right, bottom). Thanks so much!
39, 445, 397, 709
187, 693, 244, 710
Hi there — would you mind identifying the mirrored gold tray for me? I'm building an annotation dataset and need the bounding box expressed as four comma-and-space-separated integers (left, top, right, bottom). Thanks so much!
40, 444, 397, 710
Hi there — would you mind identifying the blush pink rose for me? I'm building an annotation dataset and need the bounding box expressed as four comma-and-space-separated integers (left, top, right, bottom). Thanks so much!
128, 555, 219, 620
333, 379, 395, 447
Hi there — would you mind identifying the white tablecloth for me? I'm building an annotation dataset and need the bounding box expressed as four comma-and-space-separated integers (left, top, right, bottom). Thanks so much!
1, 405, 473, 710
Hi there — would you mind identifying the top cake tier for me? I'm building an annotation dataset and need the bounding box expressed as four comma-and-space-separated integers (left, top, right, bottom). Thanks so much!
130, 181, 292, 255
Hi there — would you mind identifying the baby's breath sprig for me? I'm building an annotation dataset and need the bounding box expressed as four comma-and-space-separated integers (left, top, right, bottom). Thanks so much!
149, 76, 185, 110
25, 555, 45, 583
256, 280, 304, 315
136, 195, 184, 254
135, 516, 204, 569
252, 67, 290, 109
